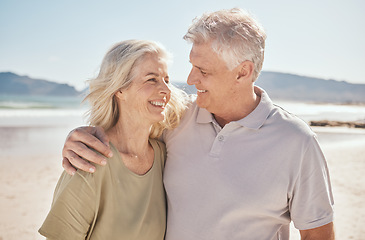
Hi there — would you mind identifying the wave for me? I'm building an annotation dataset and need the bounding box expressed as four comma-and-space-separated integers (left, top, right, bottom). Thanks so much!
0, 96, 364, 127
0, 95, 88, 126
0, 101, 59, 109
0, 95, 85, 110
0, 108, 85, 117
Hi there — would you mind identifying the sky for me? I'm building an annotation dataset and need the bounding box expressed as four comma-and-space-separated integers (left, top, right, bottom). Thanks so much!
1, 0, 364, 90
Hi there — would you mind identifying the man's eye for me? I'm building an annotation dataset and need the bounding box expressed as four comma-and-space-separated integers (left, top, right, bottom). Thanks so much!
201, 70, 207, 75
147, 78, 157, 82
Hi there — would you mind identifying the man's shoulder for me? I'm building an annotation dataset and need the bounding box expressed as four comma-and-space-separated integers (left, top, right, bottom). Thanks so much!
269, 103, 315, 138
176, 94, 199, 122
185, 94, 198, 109
162, 95, 200, 141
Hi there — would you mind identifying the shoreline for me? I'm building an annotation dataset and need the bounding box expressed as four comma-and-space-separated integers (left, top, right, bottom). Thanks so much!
310, 120, 365, 128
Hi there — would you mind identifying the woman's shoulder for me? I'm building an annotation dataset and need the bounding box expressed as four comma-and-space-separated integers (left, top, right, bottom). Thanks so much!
149, 138, 166, 153
149, 138, 167, 166
75, 144, 119, 183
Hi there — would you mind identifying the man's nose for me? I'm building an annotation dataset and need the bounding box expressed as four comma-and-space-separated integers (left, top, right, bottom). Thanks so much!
187, 68, 199, 86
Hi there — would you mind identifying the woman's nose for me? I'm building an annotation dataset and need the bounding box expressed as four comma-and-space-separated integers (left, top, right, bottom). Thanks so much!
160, 80, 171, 95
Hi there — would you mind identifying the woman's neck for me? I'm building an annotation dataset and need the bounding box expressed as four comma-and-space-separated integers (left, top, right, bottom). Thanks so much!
106, 120, 152, 157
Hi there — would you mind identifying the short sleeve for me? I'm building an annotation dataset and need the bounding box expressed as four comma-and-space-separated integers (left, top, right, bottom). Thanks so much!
39, 171, 97, 240
289, 135, 334, 230
151, 139, 167, 169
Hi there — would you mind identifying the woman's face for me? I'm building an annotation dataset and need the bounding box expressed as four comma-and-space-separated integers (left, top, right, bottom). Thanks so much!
117, 53, 171, 124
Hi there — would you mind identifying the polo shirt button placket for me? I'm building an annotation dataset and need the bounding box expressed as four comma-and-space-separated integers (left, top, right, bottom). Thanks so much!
209, 134, 226, 157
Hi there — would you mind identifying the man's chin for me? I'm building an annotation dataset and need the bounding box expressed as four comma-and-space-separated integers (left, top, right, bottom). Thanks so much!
195, 99, 208, 109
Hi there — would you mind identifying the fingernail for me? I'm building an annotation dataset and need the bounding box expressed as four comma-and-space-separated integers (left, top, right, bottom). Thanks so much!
108, 152, 113, 158
89, 167, 95, 173
71, 171, 75, 176
101, 160, 107, 166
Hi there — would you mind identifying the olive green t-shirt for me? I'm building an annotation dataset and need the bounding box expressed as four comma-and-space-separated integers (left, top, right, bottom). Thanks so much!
39, 139, 167, 240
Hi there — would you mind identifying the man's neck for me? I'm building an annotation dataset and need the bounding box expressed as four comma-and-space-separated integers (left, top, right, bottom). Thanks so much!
213, 89, 261, 127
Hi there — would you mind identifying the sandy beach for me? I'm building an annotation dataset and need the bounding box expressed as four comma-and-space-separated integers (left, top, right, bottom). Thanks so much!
0, 125, 365, 240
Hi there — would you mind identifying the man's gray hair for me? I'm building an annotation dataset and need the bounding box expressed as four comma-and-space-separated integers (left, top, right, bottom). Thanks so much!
184, 8, 266, 81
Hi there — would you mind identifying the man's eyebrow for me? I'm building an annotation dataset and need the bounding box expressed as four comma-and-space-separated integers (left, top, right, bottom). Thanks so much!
189, 61, 207, 71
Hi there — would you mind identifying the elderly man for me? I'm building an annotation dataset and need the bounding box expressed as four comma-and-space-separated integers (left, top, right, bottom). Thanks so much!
62, 8, 335, 239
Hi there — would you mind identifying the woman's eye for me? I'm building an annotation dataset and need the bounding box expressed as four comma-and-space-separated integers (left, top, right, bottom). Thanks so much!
147, 78, 157, 82
200, 70, 207, 76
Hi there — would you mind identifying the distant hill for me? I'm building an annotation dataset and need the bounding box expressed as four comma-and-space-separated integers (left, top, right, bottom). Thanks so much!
1, 71, 364, 103
176, 71, 365, 104
256, 71, 365, 103
0, 72, 80, 96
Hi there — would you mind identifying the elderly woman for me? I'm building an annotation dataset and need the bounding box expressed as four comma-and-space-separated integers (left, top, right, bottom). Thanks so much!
39, 40, 187, 240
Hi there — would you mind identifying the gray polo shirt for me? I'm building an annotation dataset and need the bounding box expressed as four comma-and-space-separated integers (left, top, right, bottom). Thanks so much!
163, 87, 334, 240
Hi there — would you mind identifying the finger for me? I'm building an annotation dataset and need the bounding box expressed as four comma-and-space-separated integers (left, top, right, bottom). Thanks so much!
63, 140, 107, 166
69, 127, 113, 158
62, 157, 76, 175
93, 126, 110, 147
65, 150, 96, 173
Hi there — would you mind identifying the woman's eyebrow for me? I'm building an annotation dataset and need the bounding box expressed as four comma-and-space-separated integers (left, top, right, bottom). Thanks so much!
145, 72, 159, 77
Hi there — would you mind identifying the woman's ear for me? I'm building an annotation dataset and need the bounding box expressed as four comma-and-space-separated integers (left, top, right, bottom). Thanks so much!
237, 61, 254, 81
115, 89, 124, 100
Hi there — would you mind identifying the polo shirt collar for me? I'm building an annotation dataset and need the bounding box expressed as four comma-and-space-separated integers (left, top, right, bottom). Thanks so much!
196, 106, 214, 124
195, 86, 273, 130
235, 86, 273, 130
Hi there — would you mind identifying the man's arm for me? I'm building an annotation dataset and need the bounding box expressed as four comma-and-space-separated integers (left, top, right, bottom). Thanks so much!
299, 222, 335, 240
62, 126, 113, 175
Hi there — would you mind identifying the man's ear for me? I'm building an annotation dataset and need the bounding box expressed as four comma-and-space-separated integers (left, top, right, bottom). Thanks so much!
237, 61, 254, 81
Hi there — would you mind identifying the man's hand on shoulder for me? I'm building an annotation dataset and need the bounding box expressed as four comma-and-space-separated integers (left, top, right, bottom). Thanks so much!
62, 126, 112, 175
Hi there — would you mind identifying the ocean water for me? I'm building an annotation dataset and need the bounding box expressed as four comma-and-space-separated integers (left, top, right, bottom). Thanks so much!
0, 94, 85, 108
0, 95, 88, 157
0, 94, 364, 158
274, 100, 365, 123
0, 95, 87, 127
0, 95, 364, 127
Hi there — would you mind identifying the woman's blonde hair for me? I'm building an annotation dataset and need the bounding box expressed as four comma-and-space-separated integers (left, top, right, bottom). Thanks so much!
84, 39, 188, 138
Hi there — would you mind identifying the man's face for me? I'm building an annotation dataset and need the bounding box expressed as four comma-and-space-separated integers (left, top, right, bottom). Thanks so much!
187, 42, 239, 115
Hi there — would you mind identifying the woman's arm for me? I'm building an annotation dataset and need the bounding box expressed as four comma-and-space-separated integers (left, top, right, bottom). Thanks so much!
39, 171, 97, 239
